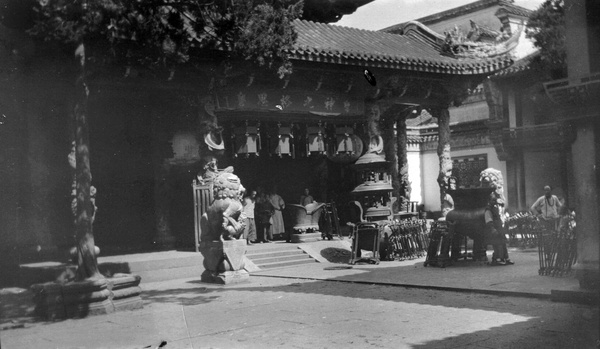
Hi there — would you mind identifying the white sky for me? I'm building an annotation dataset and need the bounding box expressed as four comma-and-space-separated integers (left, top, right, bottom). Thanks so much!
334, 0, 546, 31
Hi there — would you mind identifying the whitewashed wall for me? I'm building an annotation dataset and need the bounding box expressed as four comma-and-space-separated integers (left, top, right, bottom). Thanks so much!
418, 145, 507, 213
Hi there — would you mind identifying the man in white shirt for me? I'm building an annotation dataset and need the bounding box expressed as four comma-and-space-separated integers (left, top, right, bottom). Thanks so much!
531, 185, 563, 220
531, 185, 563, 231
242, 190, 257, 245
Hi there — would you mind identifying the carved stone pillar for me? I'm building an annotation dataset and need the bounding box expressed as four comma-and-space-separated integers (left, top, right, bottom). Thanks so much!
383, 111, 410, 212
431, 108, 452, 210
396, 116, 410, 211
151, 108, 176, 249
153, 163, 176, 248
383, 114, 399, 209
483, 79, 510, 161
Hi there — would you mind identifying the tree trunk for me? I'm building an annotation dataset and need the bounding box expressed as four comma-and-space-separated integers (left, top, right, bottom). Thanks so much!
74, 44, 101, 281
435, 108, 452, 211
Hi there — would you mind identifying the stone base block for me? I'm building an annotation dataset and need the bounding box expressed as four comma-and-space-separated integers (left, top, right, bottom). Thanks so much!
112, 296, 144, 312
109, 273, 143, 311
201, 269, 250, 285
291, 232, 322, 243
31, 273, 143, 320
576, 268, 600, 291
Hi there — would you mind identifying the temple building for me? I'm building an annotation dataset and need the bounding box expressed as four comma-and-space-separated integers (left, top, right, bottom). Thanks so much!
0, 0, 534, 268
484, 0, 600, 289
381, 0, 536, 213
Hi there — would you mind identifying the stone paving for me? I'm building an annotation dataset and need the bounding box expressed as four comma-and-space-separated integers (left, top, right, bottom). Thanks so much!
1, 243, 598, 349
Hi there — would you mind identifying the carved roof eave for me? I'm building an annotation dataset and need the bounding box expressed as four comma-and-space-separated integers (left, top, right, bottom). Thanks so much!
290, 20, 514, 77
439, 22, 523, 60
287, 54, 511, 76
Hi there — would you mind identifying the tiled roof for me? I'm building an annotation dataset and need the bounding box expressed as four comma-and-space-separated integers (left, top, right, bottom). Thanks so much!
407, 134, 439, 144
494, 51, 538, 77
291, 20, 514, 75
406, 109, 435, 127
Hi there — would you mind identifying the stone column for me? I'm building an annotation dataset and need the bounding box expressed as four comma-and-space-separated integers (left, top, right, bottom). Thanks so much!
432, 108, 452, 210
149, 103, 177, 249
397, 116, 410, 211
153, 162, 176, 248
571, 121, 600, 290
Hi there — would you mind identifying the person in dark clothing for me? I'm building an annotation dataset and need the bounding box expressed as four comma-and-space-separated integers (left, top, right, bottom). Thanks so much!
484, 193, 514, 266
255, 192, 275, 243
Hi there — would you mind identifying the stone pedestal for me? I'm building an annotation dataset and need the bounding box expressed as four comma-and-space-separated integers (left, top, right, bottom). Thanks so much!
291, 232, 323, 243
199, 239, 249, 285
200, 269, 249, 284
108, 273, 143, 312
31, 273, 143, 320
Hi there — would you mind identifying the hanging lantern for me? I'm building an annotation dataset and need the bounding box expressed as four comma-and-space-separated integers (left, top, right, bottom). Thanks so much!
335, 125, 355, 154
327, 125, 363, 164
233, 121, 261, 158
204, 130, 225, 152
306, 121, 327, 156
271, 122, 294, 158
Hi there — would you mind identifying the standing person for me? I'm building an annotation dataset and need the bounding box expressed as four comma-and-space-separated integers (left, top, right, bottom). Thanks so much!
299, 188, 314, 206
530, 185, 563, 231
255, 191, 274, 243
268, 185, 286, 240
242, 190, 257, 245
485, 193, 514, 266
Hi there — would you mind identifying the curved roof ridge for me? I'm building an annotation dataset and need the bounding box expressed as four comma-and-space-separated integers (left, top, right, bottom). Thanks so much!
291, 19, 514, 75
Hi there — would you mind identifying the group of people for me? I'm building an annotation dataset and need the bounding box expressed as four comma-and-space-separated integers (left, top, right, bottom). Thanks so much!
486, 184, 568, 266
241, 187, 286, 245
241, 187, 316, 245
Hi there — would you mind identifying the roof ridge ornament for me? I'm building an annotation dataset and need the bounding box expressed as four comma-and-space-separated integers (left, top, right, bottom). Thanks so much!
441, 22, 522, 59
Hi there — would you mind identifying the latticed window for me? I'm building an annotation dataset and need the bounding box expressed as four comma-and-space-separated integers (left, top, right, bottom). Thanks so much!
451, 155, 488, 189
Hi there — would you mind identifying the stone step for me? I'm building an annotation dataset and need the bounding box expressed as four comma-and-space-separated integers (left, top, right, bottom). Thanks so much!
244, 243, 301, 253
244, 243, 318, 269
257, 258, 317, 269
250, 253, 312, 265
245, 249, 304, 259
134, 265, 203, 283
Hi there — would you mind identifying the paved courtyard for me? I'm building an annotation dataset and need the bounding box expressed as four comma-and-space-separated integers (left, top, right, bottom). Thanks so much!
1, 247, 598, 349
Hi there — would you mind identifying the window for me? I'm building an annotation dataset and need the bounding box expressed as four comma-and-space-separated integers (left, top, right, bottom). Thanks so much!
452, 155, 488, 189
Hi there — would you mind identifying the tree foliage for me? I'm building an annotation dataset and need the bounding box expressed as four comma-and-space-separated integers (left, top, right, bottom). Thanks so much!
21, 0, 303, 281
28, 0, 304, 77
525, 0, 566, 78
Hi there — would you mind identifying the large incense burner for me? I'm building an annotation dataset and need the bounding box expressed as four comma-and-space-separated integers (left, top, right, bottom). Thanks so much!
351, 150, 395, 222
348, 137, 395, 264
445, 168, 505, 262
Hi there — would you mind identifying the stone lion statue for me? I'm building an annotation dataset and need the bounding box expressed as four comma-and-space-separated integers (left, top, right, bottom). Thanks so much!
480, 167, 504, 196
200, 169, 246, 242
